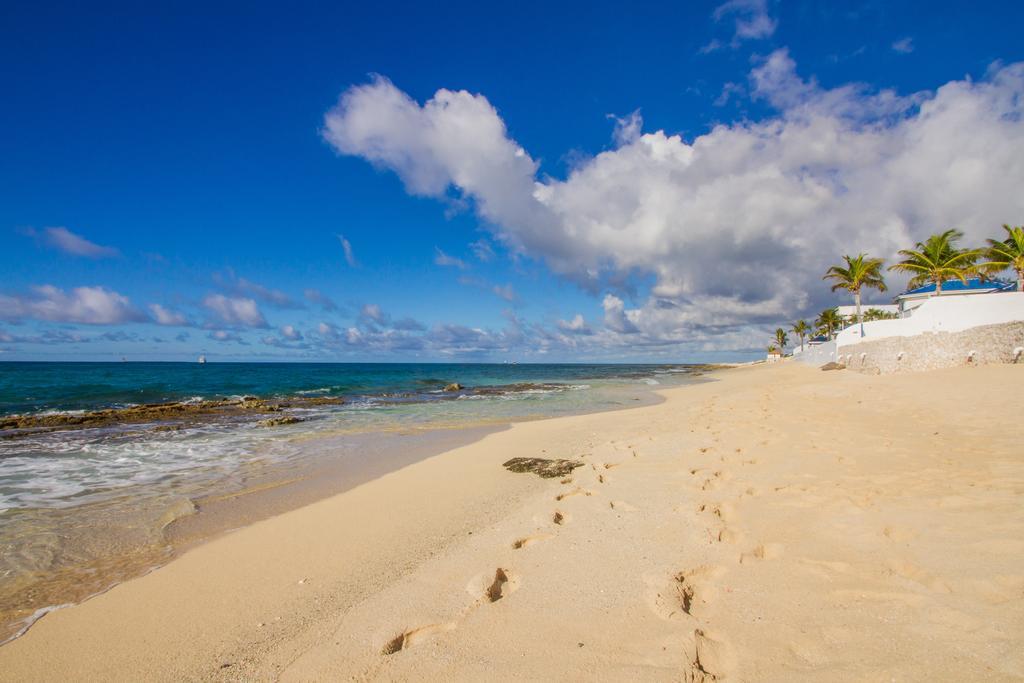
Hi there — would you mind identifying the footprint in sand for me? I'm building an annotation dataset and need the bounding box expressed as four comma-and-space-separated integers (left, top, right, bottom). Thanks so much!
609, 500, 638, 512
467, 567, 521, 603
512, 533, 554, 549
739, 543, 783, 564
556, 488, 593, 501
647, 565, 726, 621
697, 502, 735, 523
484, 568, 517, 602
700, 474, 726, 492
683, 628, 737, 682
697, 503, 742, 544
381, 622, 457, 655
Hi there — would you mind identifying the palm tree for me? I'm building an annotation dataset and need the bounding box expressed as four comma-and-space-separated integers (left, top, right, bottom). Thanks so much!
815, 307, 842, 340
823, 253, 887, 329
977, 224, 1024, 291
863, 308, 898, 321
774, 328, 788, 354
888, 229, 980, 295
791, 320, 809, 352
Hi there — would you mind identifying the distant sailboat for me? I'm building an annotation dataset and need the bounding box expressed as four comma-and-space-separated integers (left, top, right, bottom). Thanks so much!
198, 355, 207, 364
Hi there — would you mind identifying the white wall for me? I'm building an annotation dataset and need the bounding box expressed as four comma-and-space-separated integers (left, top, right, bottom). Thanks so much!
836, 304, 898, 318
835, 292, 1024, 349
796, 341, 838, 365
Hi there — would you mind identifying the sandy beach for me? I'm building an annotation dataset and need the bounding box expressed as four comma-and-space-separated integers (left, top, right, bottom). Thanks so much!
1, 361, 1022, 681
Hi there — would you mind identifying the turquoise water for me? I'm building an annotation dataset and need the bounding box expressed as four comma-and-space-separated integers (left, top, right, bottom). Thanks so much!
0, 361, 684, 415
0, 362, 701, 511
0, 362, 707, 641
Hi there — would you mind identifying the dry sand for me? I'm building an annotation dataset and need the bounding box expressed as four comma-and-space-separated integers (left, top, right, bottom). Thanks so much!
1, 362, 1022, 681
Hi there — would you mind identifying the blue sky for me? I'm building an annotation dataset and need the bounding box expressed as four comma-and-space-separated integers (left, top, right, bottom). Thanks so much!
2, 0, 1023, 362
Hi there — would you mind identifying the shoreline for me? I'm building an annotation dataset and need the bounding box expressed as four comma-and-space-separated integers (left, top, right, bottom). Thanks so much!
1, 362, 1021, 680
0, 376, 678, 646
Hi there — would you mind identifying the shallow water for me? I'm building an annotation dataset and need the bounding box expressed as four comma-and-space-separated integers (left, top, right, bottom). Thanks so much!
0, 362, 707, 643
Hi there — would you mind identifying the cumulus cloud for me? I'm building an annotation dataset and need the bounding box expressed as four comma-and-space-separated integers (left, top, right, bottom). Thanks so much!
149, 303, 189, 326
323, 57, 1024, 351
434, 247, 468, 269
280, 324, 303, 340
304, 288, 339, 311
208, 330, 246, 343
27, 227, 120, 258
337, 234, 358, 266
202, 294, 268, 328
0, 285, 145, 324
360, 303, 385, 324
557, 314, 592, 335
703, 0, 777, 51
262, 325, 308, 349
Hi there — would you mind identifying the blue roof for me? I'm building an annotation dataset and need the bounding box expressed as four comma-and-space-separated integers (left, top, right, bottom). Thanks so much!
899, 277, 1016, 297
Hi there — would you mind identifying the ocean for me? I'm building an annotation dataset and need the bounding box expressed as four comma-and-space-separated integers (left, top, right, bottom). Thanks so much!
0, 361, 710, 642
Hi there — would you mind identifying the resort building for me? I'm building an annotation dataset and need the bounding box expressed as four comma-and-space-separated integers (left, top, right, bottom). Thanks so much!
895, 277, 1017, 316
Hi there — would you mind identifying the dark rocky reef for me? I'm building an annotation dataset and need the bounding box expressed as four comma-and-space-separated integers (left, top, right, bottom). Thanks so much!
502, 457, 583, 479
0, 395, 342, 435
258, 416, 304, 427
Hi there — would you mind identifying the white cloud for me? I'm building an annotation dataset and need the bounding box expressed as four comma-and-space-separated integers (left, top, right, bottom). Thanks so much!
434, 247, 468, 269
704, 0, 777, 51
304, 288, 339, 311
324, 57, 1024, 351
0, 285, 144, 324
492, 283, 517, 302
610, 110, 643, 147
149, 303, 189, 326
557, 314, 592, 335
280, 324, 303, 340
337, 234, 358, 266
361, 303, 385, 323
214, 270, 299, 308
208, 330, 245, 343
469, 238, 495, 262
31, 227, 119, 258
202, 294, 268, 328
892, 37, 914, 54
317, 321, 342, 341
714, 82, 746, 107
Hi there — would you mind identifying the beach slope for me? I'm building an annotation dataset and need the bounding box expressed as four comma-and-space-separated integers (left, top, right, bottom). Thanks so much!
1, 363, 1022, 681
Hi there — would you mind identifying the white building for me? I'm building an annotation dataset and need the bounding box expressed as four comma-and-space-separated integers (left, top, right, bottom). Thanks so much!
895, 278, 1016, 316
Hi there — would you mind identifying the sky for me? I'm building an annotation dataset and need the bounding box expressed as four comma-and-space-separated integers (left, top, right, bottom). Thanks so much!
2, 0, 1024, 362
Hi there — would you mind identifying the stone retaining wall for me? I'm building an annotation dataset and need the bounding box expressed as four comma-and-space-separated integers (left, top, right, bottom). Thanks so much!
836, 321, 1024, 374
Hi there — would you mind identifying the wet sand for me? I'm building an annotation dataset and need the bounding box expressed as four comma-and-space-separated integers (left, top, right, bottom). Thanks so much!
0, 378, 672, 646
1, 362, 1021, 681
